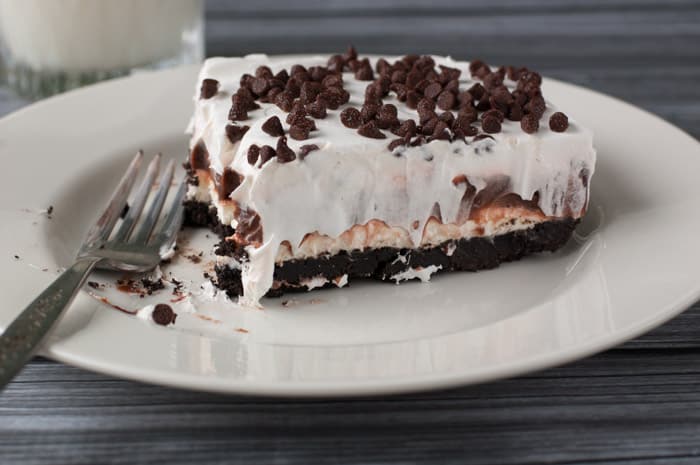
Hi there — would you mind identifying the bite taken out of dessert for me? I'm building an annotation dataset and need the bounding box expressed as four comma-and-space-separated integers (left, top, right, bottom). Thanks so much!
183, 48, 596, 307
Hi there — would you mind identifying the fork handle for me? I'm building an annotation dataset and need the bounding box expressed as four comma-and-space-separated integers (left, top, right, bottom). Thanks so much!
0, 258, 100, 389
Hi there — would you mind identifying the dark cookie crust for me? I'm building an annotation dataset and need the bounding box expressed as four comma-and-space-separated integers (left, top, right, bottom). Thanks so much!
212, 218, 578, 299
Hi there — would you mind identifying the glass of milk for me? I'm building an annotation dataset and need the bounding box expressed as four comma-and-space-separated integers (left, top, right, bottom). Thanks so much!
0, 0, 204, 99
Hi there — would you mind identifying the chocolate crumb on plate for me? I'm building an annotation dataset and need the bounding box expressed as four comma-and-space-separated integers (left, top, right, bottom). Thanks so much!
152, 303, 177, 326
87, 281, 100, 289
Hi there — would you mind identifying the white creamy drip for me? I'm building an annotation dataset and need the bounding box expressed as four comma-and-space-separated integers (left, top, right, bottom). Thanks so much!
188, 54, 596, 306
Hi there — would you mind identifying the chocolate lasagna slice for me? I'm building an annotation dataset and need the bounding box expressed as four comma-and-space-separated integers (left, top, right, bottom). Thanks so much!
185, 50, 596, 306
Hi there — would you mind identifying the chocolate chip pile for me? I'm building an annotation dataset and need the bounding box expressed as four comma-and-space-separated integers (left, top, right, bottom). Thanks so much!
199, 47, 570, 166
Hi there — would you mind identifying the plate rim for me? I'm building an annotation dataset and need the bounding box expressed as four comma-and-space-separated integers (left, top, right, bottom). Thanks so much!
2, 60, 699, 397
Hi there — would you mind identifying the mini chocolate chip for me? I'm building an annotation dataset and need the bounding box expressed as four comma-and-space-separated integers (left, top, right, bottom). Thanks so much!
340, 107, 362, 128
265, 87, 282, 103
421, 117, 438, 135
388, 137, 409, 151
228, 100, 248, 121
240, 73, 254, 90
482, 109, 504, 123
406, 91, 421, 109
482, 115, 501, 134
267, 78, 285, 90
508, 104, 524, 121
482, 73, 503, 90
364, 83, 383, 104
218, 167, 242, 199
358, 121, 386, 139
361, 103, 380, 123
468, 83, 486, 100
306, 100, 327, 119
291, 64, 308, 76
327, 54, 345, 73
236, 87, 259, 110
439, 65, 462, 82
322, 74, 343, 88
300, 81, 322, 104
414, 79, 431, 94
276, 137, 296, 162
251, 77, 270, 96
453, 113, 476, 132
521, 114, 539, 133
475, 97, 491, 112
405, 70, 423, 89
247, 145, 260, 165
309, 66, 328, 82
298, 144, 319, 159
469, 59, 488, 76
259, 145, 276, 165
391, 83, 408, 101
275, 69, 289, 82
423, 82, 442, 100
376, 76, 391, 95
513, 90, 528, 107
285, 80, 301, 98
458, 107, 478, 123
375, 58, 391, 74
443, 79, 460, 94
200, 79, 219, 99
457, 91, 474, 107
438, 111, 455, 126
261, 116, 284, 137
394, 119, 417, 137
322, 87, 347, 109
437, 91, 456, 111
152, 304, 176, 326
190, 140, 209, 169
417, 98, 436, 114
431, 120, 451, 140
526, 95, 546, 118
255, 65, 273, 79
274, 91, 295, 112
286, 103, 307, 124
549, 112, 569, 132
418, 109, 437, 125
391, 70, 407, 83
453, 125, 478, 138
225, 124, 250, 144
355, 59, 374, 81
344, 45, 358, 61
379, 104, 398, 120
289, 124, 311, 140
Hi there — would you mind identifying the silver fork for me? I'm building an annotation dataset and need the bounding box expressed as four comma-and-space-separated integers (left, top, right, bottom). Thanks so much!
0, 151, 187, 389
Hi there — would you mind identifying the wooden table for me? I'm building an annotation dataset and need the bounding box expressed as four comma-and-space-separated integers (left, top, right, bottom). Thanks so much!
2, 1, 700, 463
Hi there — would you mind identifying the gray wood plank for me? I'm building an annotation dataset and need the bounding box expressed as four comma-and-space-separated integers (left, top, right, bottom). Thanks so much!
3, 352, 700, 465
1, 1, 700, 463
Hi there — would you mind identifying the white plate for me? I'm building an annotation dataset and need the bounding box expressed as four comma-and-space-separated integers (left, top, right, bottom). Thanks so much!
1, 63, 699, 397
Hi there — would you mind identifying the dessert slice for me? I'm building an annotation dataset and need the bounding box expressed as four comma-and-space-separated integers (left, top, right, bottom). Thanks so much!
184, 49, 596, 306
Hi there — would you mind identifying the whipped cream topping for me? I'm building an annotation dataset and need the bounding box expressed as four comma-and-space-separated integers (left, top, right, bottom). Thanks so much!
188, 54, 596, 305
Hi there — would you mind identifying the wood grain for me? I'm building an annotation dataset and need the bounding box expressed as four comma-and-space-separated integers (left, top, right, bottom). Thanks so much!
1, 1, 700, 464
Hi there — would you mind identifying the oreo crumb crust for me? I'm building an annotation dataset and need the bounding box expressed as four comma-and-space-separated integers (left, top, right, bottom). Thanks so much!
214, 218, 578, 298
